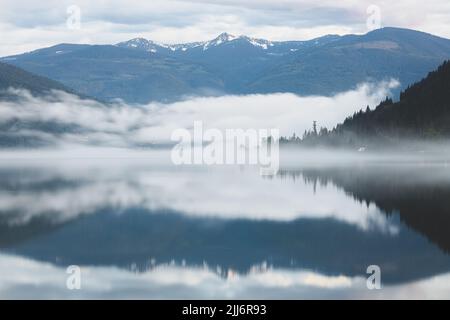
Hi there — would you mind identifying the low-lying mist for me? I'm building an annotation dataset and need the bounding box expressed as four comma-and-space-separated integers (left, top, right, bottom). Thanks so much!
0, 80, 398, 149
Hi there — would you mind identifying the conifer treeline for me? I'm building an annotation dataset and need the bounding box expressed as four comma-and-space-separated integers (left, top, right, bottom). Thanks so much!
282, 60, 450, 147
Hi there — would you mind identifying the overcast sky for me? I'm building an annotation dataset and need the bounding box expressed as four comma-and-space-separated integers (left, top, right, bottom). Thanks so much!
0, 0, 449, 56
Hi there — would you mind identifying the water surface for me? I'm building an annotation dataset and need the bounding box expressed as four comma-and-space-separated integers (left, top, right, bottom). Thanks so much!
1, 153, 450, 299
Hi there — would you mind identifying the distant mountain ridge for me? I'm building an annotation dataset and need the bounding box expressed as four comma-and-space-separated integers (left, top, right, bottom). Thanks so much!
115, 32, 340, 54
2, 27, 450, 103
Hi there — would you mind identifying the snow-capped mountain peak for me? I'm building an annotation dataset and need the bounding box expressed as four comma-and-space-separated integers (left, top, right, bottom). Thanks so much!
214, 32, 239, 43
201, 33, 275, 50
120, 38, 153, 47
116, 38, 159, 53
202, 32, 238, 50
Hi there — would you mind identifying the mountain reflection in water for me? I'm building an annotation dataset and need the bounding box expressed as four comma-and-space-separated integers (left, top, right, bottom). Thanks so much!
0, 158, 450, 299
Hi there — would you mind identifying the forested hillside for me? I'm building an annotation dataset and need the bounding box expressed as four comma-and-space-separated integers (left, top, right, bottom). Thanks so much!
286, 60, 450, 148
0, 62, 75, 99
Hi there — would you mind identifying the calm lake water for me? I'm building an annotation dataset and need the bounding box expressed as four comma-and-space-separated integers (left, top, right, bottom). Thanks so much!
1, 151, 450, 299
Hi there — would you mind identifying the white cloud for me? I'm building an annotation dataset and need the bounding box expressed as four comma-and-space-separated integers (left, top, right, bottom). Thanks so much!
0, 0, 449, 56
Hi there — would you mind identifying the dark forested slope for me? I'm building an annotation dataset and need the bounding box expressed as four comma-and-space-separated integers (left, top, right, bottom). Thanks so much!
0, 62, 75, 99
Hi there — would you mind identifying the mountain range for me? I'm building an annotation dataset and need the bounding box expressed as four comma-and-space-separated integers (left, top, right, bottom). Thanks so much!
2, 27, 450, 103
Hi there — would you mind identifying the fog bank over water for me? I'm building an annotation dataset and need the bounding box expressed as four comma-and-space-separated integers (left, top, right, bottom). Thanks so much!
0, 80, 398, 148
4, 80, 450, 300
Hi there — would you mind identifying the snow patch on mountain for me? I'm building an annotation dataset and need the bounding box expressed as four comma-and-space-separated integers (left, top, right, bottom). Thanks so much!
242, 36, 274, 50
